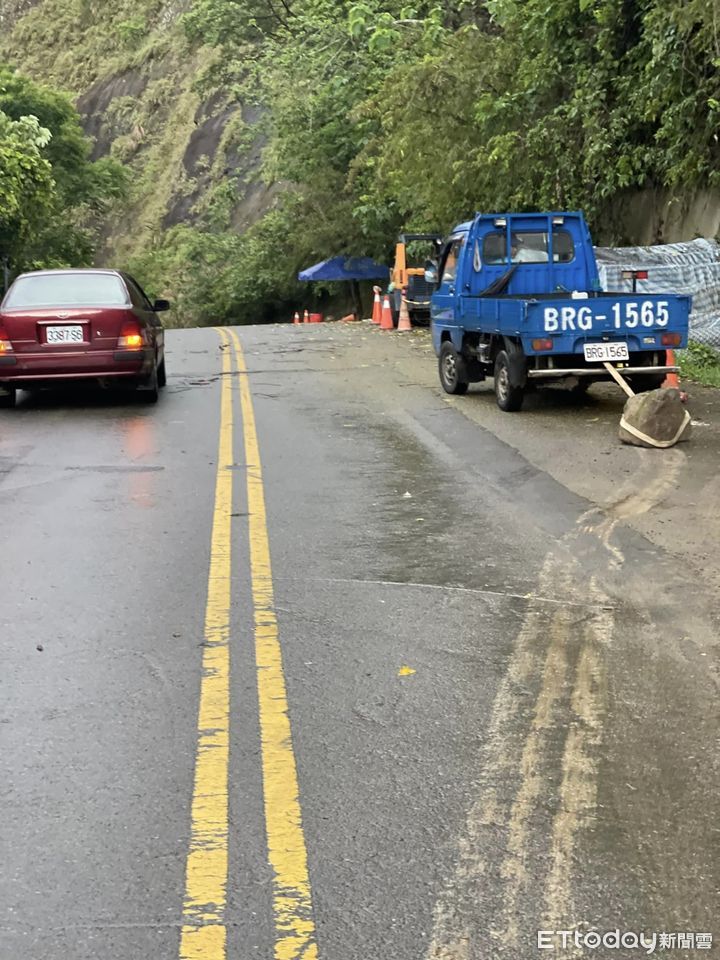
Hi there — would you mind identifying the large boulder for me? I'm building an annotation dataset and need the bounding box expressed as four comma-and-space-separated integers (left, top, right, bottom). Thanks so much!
619, 388, 691, 448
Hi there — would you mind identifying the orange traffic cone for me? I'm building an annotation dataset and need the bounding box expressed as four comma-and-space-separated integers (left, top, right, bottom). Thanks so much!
664, 349, 680, 389
371, 286, 382, 325
397, 294, 412, 332
380, 295, 394, 331
293, 311, 300, 325
303, 309, 310, 324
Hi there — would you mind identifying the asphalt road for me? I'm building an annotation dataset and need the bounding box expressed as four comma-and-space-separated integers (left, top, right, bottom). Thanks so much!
1, 323, 718, 960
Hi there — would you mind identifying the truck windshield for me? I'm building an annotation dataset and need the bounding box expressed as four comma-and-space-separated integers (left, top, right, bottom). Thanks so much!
482, 230, 574, 266
4, 273, 128, 309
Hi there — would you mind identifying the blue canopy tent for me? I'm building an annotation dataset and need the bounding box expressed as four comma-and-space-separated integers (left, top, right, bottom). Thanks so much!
298, 256, 389, 282
298, 257, 389, 319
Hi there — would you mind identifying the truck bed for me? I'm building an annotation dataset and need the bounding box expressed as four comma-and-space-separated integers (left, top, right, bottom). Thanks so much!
459, 292, 690, 355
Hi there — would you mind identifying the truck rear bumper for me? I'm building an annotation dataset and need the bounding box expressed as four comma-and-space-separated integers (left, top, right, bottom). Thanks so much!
527, 365, 678, 379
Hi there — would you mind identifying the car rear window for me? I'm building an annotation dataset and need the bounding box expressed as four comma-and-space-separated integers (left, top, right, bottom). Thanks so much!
3, 273, 129, 309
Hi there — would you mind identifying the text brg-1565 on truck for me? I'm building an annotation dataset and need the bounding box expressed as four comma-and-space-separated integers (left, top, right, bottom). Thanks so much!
427, 212, 691, 411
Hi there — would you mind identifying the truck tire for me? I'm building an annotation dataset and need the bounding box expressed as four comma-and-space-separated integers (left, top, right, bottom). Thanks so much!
570, 379, 591, 396
494, 350, 525, 411
629, 372, 666, 393
439, 341, 469, 395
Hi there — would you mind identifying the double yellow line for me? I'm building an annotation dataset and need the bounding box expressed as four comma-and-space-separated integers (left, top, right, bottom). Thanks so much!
179, 329, 318, 960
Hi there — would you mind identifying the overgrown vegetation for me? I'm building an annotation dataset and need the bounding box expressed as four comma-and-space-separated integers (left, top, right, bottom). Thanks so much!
0, 66, 127, 288
136, 0, 720, 323
2, 1, 720, 324
679, 341, 720, 388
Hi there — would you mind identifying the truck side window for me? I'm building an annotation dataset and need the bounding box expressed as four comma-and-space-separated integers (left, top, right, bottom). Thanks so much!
483, 232, 507, 265
553, 230, 575, 263
440, 238, 464, 284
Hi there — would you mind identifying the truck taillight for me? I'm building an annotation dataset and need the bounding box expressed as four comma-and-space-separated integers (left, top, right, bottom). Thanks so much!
621, 269, 648, 280
661, 333, 682, 347
532, 338, 553, 351
0, 327, 13, 353
118, 321, 143, 349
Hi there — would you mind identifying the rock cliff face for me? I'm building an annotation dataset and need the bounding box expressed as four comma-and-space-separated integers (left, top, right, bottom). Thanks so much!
0, 0, 41, 31
0, 1, 274, 264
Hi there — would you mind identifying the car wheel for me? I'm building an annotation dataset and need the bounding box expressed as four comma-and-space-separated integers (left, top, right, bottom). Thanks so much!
0, 386, 17, 409
439, 341, 469, 395
157, 358, 167, 388
138, 361, 159, 404
494, 350, 525, 411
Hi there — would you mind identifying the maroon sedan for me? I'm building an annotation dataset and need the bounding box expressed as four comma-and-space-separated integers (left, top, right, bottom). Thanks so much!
0, 268, 168, 407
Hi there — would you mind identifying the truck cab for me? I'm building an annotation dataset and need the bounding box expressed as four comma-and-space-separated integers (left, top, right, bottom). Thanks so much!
429, 212, 690, 410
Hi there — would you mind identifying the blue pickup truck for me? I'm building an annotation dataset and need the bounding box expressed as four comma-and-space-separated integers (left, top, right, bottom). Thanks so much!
429, 212, 690, 411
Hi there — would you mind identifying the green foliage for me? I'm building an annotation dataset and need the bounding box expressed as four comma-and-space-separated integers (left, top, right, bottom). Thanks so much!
128, 200, 318, 326
5, 0, 720, 325
118, 17, 149, 47
0, 112, 55, 272
679, 341, 720, 387
0, 65, 128, 283
166, 0, 720, 323
0, 0, 164, 89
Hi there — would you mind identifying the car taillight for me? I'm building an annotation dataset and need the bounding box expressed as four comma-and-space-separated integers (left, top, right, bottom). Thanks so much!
0, 327, 14, 353
118, 321, 144, 349
661, 333, 682, 347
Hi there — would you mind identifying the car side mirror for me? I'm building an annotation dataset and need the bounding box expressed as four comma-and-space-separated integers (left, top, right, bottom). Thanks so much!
424, 262, 438, 285
153, 299, 170, 312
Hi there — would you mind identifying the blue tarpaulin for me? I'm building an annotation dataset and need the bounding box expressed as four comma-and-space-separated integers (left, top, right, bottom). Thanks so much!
298, 256, 389, 282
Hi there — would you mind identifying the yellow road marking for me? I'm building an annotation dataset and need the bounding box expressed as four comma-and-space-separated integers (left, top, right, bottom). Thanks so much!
179, 330, 234, 960
228, 329, 318, 960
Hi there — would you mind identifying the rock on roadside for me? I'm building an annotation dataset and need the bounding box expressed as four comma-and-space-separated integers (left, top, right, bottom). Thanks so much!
619, 387, 692, 448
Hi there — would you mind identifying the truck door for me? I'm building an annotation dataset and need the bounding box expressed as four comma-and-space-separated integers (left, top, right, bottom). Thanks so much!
432, 235, 465, 325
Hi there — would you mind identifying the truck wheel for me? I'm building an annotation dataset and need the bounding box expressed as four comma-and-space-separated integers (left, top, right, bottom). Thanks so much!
570, 380, 591, 396
494, 350, 525, 411
439, 341, 469, 395
629, 372, 666, 393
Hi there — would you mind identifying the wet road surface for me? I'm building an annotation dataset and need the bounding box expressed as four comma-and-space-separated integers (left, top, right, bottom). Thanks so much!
1, 323, 718, 960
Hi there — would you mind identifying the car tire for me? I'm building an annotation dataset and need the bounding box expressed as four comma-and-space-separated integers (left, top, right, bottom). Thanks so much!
0, 387, 16, 409
439, 341, 469, 395
494, 350, 525, 411
138, 361, 159, 404
157, 358, 167, 388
